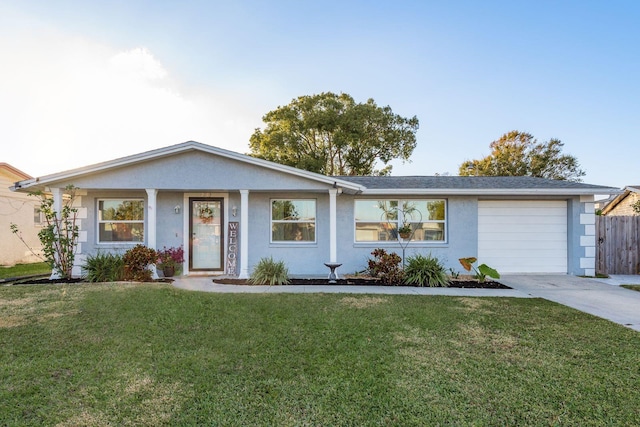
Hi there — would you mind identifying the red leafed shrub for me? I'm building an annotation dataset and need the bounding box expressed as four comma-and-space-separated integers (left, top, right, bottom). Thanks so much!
123, 244, 157, 282
367, 248, 404, 285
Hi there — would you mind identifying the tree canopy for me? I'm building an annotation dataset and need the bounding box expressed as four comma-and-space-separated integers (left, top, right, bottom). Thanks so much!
458, 130, 585, 181
249, 92, 419, 176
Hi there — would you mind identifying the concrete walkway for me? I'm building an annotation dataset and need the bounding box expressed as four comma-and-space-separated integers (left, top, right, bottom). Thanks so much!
171, 274, 640, 332
171, 276, 532, 298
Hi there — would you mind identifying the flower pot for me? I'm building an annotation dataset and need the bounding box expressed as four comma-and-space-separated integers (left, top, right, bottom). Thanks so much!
399, 232, 411, 239
162, 265, 175, 277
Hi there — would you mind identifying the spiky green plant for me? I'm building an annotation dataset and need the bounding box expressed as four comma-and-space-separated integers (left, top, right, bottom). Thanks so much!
404, 253, 449, 287
249, 256, 290, 285
83, 252, 124, 282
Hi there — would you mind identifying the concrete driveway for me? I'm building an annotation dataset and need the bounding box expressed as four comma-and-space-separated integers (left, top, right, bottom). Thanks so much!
500, 274, 640, 332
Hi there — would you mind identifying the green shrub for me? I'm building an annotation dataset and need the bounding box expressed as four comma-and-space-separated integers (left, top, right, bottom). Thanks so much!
123, 245, 157, 282
83, 252, 124, 282
404, 253, 449, 287
249, 257, 290, 285
367, 248, 404, 285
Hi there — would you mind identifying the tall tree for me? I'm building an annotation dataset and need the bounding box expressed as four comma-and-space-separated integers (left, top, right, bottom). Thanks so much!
249, 92, 419, 176
459, 130, 585, 181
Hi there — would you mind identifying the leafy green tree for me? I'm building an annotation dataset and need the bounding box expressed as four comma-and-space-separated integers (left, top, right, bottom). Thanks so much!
459, 131, 585, 182
249, 92, 419, 176
11, 185, 79, 279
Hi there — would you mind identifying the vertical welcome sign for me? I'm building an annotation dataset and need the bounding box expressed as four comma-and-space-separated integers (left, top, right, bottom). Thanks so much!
227, 222, 239, 275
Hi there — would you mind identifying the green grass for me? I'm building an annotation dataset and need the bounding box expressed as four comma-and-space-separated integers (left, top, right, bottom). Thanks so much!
1, 283, 639, 425
0, 262, 50, 279
622, 284, 640, 292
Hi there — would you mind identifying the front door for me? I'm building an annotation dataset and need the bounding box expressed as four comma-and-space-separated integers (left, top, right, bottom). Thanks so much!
190, 198, 224, 271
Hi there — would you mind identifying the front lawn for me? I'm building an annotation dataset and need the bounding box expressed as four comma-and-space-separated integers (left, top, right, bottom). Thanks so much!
0, 262, 50, 280
1, 283, 639, 425
622, 284, 640, 292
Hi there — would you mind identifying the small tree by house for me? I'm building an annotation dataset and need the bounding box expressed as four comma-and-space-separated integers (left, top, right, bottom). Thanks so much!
11, 185, 80, 280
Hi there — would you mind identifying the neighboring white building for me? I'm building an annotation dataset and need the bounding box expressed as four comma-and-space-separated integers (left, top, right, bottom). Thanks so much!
0, 163, 43, 266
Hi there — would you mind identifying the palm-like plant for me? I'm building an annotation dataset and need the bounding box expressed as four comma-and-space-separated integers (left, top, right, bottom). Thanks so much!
249, 257, 290, 285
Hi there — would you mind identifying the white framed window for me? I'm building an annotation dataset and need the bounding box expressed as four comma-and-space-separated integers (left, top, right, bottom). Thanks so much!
354, 199, 446, 242
33, 207, 44, 227
271, 199, 316, 243
98, 199, 145, 243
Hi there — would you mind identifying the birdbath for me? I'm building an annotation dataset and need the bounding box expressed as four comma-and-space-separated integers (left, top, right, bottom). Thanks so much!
324, 262, 342, 283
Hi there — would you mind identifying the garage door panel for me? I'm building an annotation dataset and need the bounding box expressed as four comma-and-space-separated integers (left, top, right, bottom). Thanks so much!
480, 260, 567, 274
479, 240, 566, 251
479, 217, 566, 227
480, 200, 567, 209
479, 209, 566, 217
478, 222, 567, 232
480, 248, 566, 258
478, 200, 567, 274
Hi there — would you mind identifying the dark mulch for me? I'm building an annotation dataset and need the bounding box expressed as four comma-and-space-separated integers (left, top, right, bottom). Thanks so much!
4, 278, 173, 285
214, 277, 511, 289
448, 280, 510, 289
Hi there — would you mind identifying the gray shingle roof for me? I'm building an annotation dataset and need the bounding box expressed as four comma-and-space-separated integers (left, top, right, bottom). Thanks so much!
337, 175, 615, 191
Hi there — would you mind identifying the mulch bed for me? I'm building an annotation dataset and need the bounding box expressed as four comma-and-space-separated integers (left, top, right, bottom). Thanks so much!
5, 277, 508, 289
3, 278, 173, 285
213, 277, 511, 289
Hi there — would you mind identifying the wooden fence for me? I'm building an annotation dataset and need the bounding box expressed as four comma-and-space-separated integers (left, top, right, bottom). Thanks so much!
596, 216, 640, 275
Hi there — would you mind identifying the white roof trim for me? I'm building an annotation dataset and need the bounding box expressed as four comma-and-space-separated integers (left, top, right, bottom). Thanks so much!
12, 141, 364, 193
360, 188, 619, 196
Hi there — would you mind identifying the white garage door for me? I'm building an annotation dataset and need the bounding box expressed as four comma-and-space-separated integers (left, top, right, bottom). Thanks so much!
478, 200, 567, 274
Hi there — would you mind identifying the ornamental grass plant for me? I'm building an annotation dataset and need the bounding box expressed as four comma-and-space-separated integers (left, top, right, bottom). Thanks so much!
249, 256, 290, 285
403, 253, 449, 287
83, 252, 124, 282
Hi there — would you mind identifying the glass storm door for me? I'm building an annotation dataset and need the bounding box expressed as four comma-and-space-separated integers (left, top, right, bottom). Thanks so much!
190, 198, 224, 271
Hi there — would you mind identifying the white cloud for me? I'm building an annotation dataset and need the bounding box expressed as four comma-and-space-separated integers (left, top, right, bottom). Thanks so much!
0, 31, 260, 177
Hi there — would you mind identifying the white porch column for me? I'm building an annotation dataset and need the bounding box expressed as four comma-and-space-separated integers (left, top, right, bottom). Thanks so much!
146, 189, 159, 279
239, 190, 250, 279
49, 187, 63, 279
145, 189, 158, 249
329, 188, 338, 263
50, 187, 63, 216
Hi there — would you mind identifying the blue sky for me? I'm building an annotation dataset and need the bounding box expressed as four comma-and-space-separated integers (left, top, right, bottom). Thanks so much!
1, 1, 638, 189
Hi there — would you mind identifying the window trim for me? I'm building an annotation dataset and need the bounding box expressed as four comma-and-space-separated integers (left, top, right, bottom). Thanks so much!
354, 199, 447, 244
97, 198, 145, 244
33, 207, 45, 227
270, 198, 317, 244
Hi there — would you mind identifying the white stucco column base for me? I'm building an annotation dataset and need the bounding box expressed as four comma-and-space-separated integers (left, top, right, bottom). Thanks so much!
580, 195, 596, 276
238, 190, 250, 279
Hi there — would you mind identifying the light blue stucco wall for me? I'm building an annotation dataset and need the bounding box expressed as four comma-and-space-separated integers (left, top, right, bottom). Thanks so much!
245, 192, 331, 275
225, 194, 483, 276
330, 195, 478, 275
75, 190, 593, 277
57, 151, 334, 192
567, 197, 580, 275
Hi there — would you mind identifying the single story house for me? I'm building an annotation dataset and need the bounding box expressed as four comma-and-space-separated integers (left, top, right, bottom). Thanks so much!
11, 141, 617, 277
600, 186, 640, 216
0, 163, 43, 265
